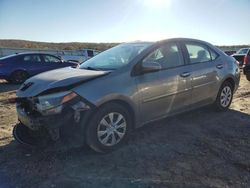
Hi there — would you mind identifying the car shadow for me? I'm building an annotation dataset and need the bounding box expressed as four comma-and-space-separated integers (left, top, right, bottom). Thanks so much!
0, 80, 20, 93
1, 108, 250, 187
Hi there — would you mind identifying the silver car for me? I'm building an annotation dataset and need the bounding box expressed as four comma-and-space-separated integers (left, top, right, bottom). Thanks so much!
13, 38, 240, 153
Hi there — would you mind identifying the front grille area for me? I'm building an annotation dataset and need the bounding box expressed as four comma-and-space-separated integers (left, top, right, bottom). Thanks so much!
17, 98, 40, 116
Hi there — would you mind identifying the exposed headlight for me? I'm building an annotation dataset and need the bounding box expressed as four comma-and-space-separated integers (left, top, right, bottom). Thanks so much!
36, 91, 78, 115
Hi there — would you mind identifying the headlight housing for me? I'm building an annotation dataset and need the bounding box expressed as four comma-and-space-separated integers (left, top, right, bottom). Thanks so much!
36, 91, 78, 115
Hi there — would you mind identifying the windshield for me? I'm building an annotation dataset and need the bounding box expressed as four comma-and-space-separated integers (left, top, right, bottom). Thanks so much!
80, 43, 152, 70
236, 48, 249, 55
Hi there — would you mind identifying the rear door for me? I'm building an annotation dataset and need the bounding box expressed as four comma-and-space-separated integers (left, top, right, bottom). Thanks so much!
136, 42, 192, 123
182, 41, 220, 106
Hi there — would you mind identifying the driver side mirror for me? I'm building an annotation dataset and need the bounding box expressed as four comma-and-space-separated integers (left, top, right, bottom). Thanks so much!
141, 61, 162, 74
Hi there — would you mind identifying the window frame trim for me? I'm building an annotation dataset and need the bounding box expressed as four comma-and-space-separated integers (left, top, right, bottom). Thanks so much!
208, 47, 220, 62
181, 41, 219, 65
134, 41, 187, 75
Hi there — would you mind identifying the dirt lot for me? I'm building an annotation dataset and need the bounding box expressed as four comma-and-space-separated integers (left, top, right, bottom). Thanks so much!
0, 75, 250, 188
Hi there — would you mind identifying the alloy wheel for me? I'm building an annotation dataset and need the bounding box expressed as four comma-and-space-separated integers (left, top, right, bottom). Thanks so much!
97, 112, 127, 147
220, 86, 232, 107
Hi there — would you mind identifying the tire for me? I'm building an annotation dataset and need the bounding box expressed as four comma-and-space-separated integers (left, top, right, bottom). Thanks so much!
246, 74, 250, 82
86, 103, 132, 153
10, 70, 29, 84
214, 81, 233, 111
5, 79, 12, 83
13, 123, 36, 147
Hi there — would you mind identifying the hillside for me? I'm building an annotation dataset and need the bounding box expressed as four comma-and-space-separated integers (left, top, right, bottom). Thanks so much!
0, 39, 118, 51
0, 39, 249, 51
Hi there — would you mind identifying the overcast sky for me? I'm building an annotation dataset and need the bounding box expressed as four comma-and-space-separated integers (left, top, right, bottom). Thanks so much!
0, 0, 249, 45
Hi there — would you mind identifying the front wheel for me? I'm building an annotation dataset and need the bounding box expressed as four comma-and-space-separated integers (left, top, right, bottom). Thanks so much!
214, 81, 233, 111
86, 103, 132, 153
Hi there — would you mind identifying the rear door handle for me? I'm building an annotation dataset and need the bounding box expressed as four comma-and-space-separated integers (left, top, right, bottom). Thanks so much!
216, 64, 223, 69
180, 72, 191, 77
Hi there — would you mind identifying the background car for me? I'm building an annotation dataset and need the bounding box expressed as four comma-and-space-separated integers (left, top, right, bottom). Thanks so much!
232, 48, 250, 67
224, 50, 236, 56
0, 52, 78, 84
243, 50, 250, 80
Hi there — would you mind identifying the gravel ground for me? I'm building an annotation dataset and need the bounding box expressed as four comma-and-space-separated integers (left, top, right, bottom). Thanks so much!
0, 75, 250, 188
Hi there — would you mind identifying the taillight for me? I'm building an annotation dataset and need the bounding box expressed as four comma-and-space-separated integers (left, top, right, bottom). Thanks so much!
244, 55, 248, 65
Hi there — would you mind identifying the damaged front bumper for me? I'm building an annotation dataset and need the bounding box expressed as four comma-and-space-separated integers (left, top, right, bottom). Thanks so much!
13, 94, 94, 146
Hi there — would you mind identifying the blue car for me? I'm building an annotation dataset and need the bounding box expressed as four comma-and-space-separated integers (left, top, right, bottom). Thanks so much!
0, 52, 78, 84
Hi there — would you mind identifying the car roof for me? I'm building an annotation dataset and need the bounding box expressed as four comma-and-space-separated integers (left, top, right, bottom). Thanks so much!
126, 38, 212, 46
158, 38, 212, 44
122, 41, 154, 45
15, 52, 59, 56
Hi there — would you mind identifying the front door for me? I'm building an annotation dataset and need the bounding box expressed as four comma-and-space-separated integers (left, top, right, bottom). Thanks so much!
136, 42, 192, 124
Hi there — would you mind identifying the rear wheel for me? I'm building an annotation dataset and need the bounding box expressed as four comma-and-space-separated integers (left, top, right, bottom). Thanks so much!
10, 70, 29, 84
214, 81, 233, 111
86, 103, 132, 153
246, 74, 250, 81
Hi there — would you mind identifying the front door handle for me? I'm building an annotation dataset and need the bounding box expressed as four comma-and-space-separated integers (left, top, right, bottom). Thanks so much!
216, 64, 223, 69
180, 72, 191, 77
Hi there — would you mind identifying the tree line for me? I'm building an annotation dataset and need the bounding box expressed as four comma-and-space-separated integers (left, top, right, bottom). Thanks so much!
0, 39, 118, 51
0, 39, 249, 52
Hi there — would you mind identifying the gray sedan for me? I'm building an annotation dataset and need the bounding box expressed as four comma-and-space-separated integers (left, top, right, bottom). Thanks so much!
13, 38, 240, 153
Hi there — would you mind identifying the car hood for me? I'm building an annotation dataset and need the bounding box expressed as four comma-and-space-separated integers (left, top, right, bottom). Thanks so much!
16, 67, 110, 97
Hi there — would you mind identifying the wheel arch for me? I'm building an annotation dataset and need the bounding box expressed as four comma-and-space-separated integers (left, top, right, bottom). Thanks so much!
9, 69, 30, 84
10, 69, 29, 76
221, 76, 236, 92
96, 97, 137, 129
213, 76, 235, 111
212, 75, 237, 102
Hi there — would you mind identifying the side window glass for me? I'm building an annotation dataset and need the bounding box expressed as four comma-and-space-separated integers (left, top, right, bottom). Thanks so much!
185, 43, 211, 63
23, 56, 31, 62
43, 55, 61, 63
87, 50, 94, 57
23, 55, 41, 62
142, 43, 183, 69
